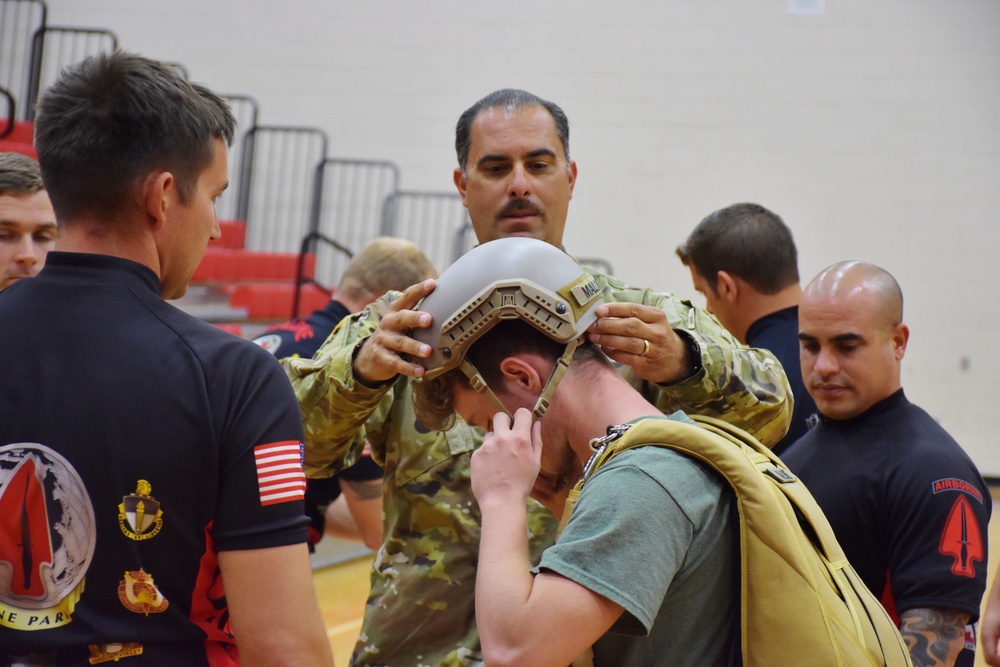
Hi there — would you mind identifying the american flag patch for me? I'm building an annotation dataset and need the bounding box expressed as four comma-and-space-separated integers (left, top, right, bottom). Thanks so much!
254, 441, 306, 506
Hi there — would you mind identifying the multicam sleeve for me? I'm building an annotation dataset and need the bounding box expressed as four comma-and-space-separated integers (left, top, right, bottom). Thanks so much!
281, 292, 402, 477
526, 500, 559, 564
587, 267, 792, 448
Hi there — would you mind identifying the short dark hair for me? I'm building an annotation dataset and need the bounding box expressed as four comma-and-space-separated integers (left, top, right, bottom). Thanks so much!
676, 202, 799, 295
33, 50, 235, 223
455, 88, 570, 173
0, 152, 45, 197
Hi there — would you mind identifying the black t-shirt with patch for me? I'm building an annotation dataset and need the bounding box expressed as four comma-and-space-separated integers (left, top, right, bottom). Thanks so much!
0, 252, 308, 665
783, 389, 990, 665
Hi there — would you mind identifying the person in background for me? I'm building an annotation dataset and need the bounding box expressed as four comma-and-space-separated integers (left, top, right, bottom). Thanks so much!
0, 151, 56, 291
783, 260, 989, 667
0, 51, 332, 665
253, 236, 437, 550
676, 202, 818, 453
283, 88, 790, 666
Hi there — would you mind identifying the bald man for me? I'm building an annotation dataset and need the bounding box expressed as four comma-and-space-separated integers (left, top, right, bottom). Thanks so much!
782, 261, 990, 667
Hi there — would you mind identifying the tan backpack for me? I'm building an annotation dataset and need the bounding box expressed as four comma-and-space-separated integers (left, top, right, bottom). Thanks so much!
563, 415, 912, 667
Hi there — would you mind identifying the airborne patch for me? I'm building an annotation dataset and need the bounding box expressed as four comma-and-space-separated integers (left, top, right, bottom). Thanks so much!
931, 477, 983, 504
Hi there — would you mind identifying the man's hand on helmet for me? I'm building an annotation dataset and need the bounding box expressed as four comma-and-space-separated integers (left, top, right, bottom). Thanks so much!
586, 302, 695, 385
353, 279, 437, 386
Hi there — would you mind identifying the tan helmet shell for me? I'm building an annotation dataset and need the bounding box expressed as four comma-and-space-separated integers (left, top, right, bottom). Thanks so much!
414, 237, 604, 380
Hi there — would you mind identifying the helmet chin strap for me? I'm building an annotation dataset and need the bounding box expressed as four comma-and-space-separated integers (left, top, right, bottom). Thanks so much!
459, 360, 514, 421
458, 338, 581, 423
530, 338, 579, 420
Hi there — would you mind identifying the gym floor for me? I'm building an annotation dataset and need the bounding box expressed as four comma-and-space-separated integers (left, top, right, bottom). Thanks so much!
312, 486, 1000, 666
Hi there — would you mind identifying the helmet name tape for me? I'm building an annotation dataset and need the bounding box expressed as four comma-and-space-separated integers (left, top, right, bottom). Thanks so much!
560, 274, 603, 323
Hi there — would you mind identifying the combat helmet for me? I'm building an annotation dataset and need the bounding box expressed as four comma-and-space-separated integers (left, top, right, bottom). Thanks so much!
413, 237, 604, 419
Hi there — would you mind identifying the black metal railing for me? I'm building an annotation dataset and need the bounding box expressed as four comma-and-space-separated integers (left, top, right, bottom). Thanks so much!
308, 158, 400, 281
217, 94, 259, 222
291, 231, 350, 318
0, 0, 46, 119
290, 158, 401, 318
26, 25, 117, 120
0, 86, 15, 137
381, 190, 472, 272
236, 124, 328, 254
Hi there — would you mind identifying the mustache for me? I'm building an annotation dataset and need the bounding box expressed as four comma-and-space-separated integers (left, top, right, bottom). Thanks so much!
499, 198, 541, 218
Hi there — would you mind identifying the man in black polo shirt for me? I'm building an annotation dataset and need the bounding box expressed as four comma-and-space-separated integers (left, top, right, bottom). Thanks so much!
677, 202, 818, 454
783, 261, 989, 667
0, 52, 332, 665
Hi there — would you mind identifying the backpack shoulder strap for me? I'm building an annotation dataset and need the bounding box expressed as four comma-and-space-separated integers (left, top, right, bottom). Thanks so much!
573, 416, 850, 564
562, 416, 912, 667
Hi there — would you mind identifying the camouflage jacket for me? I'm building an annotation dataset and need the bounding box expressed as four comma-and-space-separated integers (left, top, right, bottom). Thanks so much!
283, 266, 791, 666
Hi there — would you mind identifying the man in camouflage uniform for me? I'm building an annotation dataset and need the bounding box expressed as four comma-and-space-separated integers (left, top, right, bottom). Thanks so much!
284, 89, 791, 666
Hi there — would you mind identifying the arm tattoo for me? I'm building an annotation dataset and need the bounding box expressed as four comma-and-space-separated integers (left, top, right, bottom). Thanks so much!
899, 607, 970, 667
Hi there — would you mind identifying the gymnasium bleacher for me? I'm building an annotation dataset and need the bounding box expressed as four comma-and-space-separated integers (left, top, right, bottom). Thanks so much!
0, 0, 482, 338
2, 0, 615, 342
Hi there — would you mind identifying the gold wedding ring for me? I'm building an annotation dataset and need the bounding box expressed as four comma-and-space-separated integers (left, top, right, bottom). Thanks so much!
640, 339, 650, 357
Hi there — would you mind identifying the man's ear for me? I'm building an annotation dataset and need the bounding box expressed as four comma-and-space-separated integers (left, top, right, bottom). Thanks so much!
453, 168, 468, 205
891, 323, 910, 361
566, 160, 578, 199
715, 270, 739, 303
142, 170, 174, 232
497, 356, 546, 395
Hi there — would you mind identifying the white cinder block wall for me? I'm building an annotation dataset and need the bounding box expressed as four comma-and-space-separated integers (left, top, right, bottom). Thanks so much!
41, 0, 1000, 473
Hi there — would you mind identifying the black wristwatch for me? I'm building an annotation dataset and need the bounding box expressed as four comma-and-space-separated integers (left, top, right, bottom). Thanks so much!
676, 330, 703, 378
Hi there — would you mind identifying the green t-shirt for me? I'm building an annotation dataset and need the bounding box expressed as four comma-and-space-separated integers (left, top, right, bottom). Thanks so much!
538, 417, 740, 666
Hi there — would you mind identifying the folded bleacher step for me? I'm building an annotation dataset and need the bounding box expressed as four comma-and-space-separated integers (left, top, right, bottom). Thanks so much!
191, 247, 315, 283
172, 284, 248, 322
222, 282, 331, 321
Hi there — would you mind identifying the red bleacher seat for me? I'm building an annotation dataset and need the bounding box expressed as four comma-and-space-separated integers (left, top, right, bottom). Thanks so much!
0, 121, 36, 158
209, 219, 247, 249
222, 282, 330, 320
5, 121, 34, 144
0, 140, 37, 159
191, 247, 315, 283
188, 211, 334, 325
